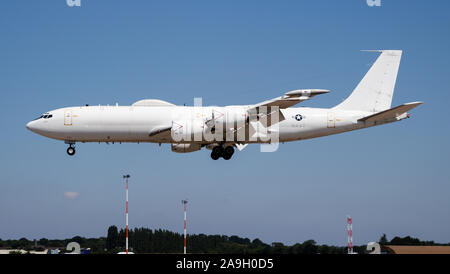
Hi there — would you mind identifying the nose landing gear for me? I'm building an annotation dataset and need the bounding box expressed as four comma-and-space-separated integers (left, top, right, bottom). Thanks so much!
210, 145, 234, 160
66, 142, 76, 156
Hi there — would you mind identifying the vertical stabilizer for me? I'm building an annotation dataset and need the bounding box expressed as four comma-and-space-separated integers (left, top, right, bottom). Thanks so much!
334, 50, 402, 113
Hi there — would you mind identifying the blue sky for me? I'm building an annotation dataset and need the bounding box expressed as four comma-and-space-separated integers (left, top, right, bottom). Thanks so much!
1, 0, 449, 247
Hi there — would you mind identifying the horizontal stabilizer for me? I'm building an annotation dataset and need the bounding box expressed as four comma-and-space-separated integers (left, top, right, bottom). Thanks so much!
358, 102, 423, 123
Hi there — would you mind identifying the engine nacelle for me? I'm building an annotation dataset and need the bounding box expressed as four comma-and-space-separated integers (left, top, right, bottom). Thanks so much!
171, 143, 202, 153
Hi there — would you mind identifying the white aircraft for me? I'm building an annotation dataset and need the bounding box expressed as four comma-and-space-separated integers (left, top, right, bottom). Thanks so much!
26, 50, 422, 160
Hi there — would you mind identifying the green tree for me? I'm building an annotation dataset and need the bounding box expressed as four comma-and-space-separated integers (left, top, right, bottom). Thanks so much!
106, 225, 119, 251
17, 238, 31, 249
379, 234, 388, 245
390, 236, 422, 245
302, 240, 318, 254
71, 236, 84, 245
38, 238, 49, 246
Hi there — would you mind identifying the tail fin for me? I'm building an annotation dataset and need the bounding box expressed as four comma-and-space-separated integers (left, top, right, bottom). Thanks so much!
334, 50, 402, 113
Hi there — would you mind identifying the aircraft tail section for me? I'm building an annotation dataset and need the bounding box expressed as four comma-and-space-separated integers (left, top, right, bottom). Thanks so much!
334, 50, 402, 113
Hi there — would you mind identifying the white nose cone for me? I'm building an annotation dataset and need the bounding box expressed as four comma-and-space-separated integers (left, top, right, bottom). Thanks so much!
26, 121, 33, 130
26, 120, 40, 133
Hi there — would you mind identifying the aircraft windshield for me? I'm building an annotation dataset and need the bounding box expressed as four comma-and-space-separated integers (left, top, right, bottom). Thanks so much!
33, 114, 53, 120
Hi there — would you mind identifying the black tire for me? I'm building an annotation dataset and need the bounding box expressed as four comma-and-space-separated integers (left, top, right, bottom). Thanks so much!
224, 146, 234, 156
222, 152, 232, 160
211, 151, 220, 160
212, 146, 223, 156
67, 147, 75, 156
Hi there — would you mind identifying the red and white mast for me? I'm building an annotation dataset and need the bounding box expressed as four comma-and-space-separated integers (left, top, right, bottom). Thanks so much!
123, 174, 130, 254
182, 200, 188, 254
347, 215, 353, 254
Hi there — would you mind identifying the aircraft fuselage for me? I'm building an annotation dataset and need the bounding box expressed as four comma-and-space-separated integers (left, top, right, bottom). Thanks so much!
26, 105, 399, 144
25, 50, 421, 159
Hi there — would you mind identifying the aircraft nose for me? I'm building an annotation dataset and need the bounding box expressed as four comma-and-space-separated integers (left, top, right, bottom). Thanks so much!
26, 120, 38, 132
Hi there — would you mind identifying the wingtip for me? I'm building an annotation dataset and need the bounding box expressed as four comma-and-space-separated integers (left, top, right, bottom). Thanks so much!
405, 101, 424, 106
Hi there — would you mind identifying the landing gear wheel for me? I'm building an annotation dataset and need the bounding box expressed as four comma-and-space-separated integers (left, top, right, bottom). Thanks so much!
225, 146, 234, 156
212, 146, 223, 155
211, 151, 220, 160
67, 146, 75, 156
222, 146, 234, 160
211, 146, 223, 160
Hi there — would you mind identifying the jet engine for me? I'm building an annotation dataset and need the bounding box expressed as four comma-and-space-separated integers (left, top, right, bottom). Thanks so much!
171, 143, 202, 153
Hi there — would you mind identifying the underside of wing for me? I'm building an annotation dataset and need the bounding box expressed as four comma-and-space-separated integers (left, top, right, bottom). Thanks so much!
248, 89, 329, 127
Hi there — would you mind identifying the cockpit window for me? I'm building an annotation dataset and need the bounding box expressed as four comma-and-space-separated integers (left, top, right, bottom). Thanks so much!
34, 114, 53, 120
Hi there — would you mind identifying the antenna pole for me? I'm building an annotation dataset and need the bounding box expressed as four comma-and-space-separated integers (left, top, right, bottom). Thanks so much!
182, 200, 188, 254
347, 216, 353, 254
123, 175, 130, 254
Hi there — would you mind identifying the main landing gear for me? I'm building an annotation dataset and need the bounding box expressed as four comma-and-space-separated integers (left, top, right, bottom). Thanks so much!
211, 145, 234, 160
66, 142, 76, 156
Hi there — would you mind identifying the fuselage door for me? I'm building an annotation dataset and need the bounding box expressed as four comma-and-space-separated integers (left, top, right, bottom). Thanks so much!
327, 112, 335, 128
64, 111, 72, 126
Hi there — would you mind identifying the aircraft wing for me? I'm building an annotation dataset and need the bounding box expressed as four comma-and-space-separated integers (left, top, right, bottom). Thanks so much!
248, 89, 329, 127
252, 89, 329, 110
